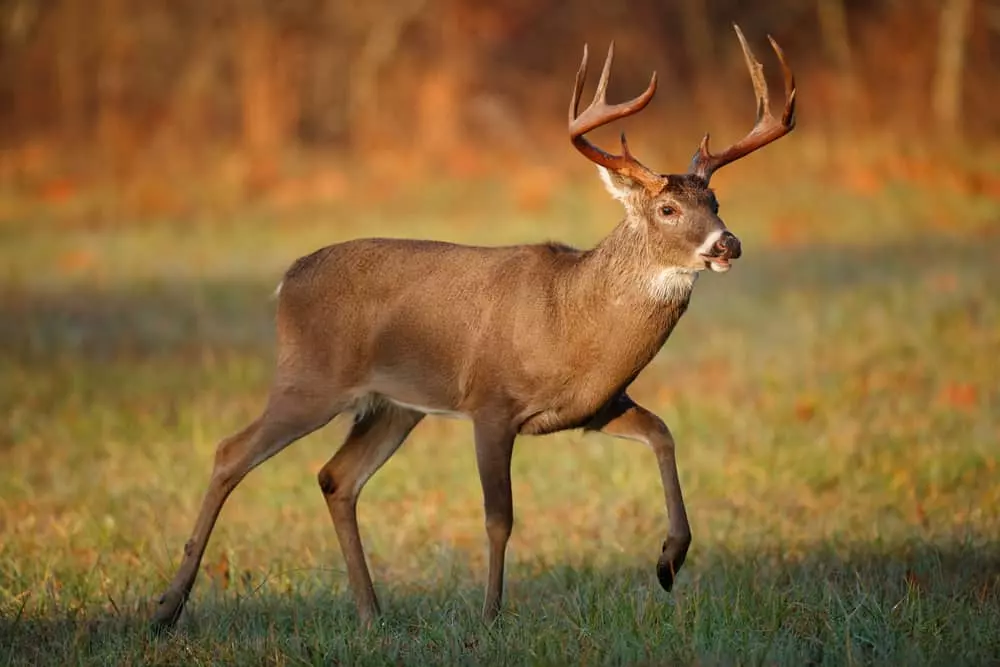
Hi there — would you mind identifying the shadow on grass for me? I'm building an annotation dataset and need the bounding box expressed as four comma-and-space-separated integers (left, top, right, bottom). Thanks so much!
1, 238, 993, 365
3, 541, 999, 666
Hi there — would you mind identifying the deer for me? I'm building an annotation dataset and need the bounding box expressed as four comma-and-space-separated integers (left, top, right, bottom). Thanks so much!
151, 25, 795, 631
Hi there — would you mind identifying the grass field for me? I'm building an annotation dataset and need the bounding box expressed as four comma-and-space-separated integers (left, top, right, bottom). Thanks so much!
1, 174, 999, 665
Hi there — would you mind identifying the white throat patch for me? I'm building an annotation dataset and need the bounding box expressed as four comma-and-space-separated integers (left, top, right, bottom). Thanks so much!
648, 268, 698, 302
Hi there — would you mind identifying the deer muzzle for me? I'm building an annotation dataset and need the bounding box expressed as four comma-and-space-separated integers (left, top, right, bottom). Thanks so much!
701, 230, 741, 272
715, 231, 742, 259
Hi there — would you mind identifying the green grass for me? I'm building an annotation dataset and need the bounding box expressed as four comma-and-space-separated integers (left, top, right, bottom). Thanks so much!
1, 178, 999, 665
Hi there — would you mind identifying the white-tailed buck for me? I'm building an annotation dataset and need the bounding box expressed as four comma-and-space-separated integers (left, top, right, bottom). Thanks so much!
152, 25, 795, 629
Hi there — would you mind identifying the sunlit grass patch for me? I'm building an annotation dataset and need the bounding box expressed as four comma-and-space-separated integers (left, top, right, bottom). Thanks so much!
1, 182, 998, 664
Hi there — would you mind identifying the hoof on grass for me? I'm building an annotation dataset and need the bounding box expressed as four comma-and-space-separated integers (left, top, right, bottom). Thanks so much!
656, 535, 690, 592
150, 589, 185, 633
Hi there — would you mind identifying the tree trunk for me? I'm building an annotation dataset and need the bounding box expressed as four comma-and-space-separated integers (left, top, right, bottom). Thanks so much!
346, 0, 429, 150
238, 3, 303, 193
56, 0, 86, 146
816, 0, 860, 122
932, 0, 973, 140
97, 0, 130, 179
679, 0, 715, 121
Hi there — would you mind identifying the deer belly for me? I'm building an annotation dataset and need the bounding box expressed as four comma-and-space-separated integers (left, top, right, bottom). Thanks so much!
383, 397, 469, 420
365, 366, 469, 420
516, 382, 623, 435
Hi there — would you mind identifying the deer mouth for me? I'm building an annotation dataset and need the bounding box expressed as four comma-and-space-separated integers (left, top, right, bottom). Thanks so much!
700, 253, 733, 272
699, 230, 741, 273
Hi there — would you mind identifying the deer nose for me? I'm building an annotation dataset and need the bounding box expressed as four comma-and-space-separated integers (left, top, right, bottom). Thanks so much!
715, 231, 742, 259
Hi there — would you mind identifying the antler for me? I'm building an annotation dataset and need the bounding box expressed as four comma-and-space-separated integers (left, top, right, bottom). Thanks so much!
689, 25, 796, 183
569, 43, 663, 191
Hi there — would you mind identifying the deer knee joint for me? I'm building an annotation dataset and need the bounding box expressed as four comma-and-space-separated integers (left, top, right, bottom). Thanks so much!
649, 419, 675, 452
485, 513, 513, 542
317, 469, 338, 496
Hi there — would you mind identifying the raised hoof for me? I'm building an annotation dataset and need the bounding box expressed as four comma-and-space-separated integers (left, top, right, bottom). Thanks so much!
150, 589, 186, 633
656, 535, 691, 592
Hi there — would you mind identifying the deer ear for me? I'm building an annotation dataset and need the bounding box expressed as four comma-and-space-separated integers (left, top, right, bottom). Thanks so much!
597, 166, 643, 202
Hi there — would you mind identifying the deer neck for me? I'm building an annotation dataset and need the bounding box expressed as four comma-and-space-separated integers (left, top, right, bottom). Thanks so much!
543, 219, 697, 397
580, 218, 698, 314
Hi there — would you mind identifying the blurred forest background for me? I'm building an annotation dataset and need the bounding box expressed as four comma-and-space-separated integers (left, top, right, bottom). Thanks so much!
2, 4, 999, 662
0, 0, 997, 223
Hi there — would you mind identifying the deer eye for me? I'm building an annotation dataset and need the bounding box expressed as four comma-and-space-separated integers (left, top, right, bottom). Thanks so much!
659, 205, 676, 217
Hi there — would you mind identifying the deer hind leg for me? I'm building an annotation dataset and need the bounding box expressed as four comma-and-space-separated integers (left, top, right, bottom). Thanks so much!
317, 400, 424, 625
473, 420, 516, 623
151, 384, 343, 631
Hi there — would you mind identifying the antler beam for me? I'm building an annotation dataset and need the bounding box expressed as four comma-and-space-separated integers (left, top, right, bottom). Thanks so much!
688, 25, 797, 183
569, 43, 663, 191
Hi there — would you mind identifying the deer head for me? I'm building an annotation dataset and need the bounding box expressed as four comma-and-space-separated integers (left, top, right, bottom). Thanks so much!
569, 25, 796, 274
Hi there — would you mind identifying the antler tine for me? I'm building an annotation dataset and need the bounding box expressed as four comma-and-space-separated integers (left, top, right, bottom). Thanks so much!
768, 35, 797, 126
568, 42, 661, 190
688, 24, 797, 183
734, 24, 769, 122
569, 44, 590, 124
592, 41, 615, 109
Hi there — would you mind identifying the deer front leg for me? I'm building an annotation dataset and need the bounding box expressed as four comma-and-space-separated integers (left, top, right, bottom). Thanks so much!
473, 420, 516, 623
587, 394, 691, 591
